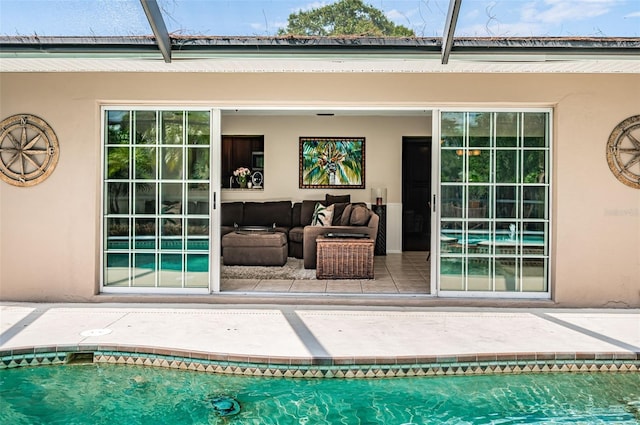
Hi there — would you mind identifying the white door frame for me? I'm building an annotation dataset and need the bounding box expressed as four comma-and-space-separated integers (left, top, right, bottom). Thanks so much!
432, 107, 553, 299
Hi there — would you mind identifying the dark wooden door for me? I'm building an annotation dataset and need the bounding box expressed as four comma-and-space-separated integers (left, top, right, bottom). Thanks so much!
402, 137, 431, 251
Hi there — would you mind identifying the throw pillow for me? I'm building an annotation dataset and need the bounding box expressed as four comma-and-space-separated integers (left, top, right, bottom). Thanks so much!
340, 204, 353, 226
161, 201, 181, 225
311, 202, 334, 226
349, 204, 370, 226
325, 194, 351, 205
301, 200, 323, 226
161, 201, 181, 215
331, 202, 349, 225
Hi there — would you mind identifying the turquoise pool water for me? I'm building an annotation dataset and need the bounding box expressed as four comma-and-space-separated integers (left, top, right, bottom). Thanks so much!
1, 364, 639, 424
441, 233, 545, 246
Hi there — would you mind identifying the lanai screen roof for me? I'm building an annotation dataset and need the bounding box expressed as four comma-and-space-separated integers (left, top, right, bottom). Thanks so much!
0, 0, 638, 73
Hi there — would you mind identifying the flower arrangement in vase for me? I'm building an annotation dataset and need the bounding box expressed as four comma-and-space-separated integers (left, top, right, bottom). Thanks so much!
233, 167, 251, 188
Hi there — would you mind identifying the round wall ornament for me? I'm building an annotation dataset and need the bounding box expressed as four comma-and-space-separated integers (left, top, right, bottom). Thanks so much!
606, 115, 640, 189
251, 170, 263, 188
0, 114, 60, 187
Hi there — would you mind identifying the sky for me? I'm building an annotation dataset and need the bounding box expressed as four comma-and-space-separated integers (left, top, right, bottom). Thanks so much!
0, 0, 638, 38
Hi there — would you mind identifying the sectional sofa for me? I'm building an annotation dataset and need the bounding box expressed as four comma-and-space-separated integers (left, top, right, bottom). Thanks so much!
221, 194, 379, 269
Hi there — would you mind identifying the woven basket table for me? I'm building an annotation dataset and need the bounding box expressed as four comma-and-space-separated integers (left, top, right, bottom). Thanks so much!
316, 236, 374, 279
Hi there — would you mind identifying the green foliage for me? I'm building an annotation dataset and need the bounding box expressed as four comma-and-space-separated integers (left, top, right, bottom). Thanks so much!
107, 147, 130, 179
278, 0, 415, 37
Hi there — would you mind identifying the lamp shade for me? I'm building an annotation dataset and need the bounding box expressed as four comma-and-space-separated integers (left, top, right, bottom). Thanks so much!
371, 187, 387, 205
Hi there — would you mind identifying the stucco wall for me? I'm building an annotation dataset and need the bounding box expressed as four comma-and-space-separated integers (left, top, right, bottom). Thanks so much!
0, 72, 638, 306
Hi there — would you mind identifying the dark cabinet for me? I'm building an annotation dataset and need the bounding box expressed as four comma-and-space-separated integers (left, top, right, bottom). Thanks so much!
221, 135, 264, 188
372, 204, 386, 255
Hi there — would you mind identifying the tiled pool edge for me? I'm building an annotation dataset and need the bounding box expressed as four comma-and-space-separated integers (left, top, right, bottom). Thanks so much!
2, 346, 639, 378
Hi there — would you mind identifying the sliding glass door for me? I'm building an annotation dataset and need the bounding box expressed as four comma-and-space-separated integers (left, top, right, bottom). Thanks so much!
437, 110, 551, 297
102, 108, 217, 293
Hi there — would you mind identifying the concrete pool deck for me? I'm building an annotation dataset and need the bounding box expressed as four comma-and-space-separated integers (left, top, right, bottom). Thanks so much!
1, 303, 639, 373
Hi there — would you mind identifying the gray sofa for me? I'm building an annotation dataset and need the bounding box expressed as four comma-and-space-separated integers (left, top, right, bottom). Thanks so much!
220, 195, 379, 269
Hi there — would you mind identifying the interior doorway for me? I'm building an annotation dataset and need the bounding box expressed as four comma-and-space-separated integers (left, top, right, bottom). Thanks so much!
402, 136, 432, 251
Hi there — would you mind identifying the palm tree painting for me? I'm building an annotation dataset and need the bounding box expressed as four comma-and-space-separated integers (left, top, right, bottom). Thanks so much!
299, 137, 365, 188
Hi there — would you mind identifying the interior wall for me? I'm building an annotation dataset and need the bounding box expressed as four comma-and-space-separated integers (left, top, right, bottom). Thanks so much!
220, 114, 430, 204
220, 114, 431, 254
0, 71, 638, 306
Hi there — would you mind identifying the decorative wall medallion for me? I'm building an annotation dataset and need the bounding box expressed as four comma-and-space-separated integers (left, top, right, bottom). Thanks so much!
0, 114, 60, 187
606, 115, 640, 189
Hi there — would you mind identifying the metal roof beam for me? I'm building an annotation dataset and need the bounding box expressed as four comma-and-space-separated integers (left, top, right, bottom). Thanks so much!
441, 0, 462, 64
140, 0, 172, 63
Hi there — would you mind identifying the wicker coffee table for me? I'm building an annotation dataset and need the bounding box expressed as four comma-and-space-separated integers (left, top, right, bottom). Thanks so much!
316, 235, 374, 279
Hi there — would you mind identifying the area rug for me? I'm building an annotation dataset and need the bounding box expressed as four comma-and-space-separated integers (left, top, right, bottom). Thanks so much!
220, 257, 317, 280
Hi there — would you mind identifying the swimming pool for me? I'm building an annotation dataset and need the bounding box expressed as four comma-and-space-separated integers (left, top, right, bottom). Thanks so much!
1, 364, 638, 424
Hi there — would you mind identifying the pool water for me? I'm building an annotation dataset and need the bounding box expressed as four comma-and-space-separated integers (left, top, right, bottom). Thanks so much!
1, 365, 639, 424
441, 233, 545, 246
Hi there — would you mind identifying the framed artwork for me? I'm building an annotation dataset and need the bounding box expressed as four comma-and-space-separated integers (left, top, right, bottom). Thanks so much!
299, 137, 365, 189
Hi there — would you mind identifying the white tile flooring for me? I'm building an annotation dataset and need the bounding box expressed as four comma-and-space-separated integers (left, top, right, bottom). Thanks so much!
221, 251, 431, 294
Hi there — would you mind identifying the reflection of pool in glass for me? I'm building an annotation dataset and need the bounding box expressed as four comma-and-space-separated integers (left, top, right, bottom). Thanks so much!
106, 238, 210, 272
442, 233, 544, 246
1, 364, 639, 424
107, 238, 209, 251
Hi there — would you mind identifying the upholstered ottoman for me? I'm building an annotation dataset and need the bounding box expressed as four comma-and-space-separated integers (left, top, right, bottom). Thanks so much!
222, 231, 288, 266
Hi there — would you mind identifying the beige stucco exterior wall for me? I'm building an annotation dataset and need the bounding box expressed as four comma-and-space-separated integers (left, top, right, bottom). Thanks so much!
0, 72, 638, 306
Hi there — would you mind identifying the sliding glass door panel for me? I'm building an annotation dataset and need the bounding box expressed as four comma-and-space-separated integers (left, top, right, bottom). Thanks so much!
437, 110, 551, 297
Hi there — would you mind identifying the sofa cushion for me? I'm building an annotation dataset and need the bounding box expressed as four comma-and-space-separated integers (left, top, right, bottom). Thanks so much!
288, 226, 304, 243
292, 202, 302, 227
144, 200, 156, 214
243, 201, 292, 227
312, 203, 334, 226
221, 202, 243, 226
340, 204, 353, 225
301, 200, 323, 226
331, 202, 349, 225
325, 194, 351, 205
350, 204, 371, 226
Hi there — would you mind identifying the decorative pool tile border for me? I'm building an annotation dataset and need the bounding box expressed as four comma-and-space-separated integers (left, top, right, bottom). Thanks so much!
1, 346, 638, 378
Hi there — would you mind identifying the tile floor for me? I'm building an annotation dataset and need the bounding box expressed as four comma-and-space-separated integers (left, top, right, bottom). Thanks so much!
221, 251, 431, 294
